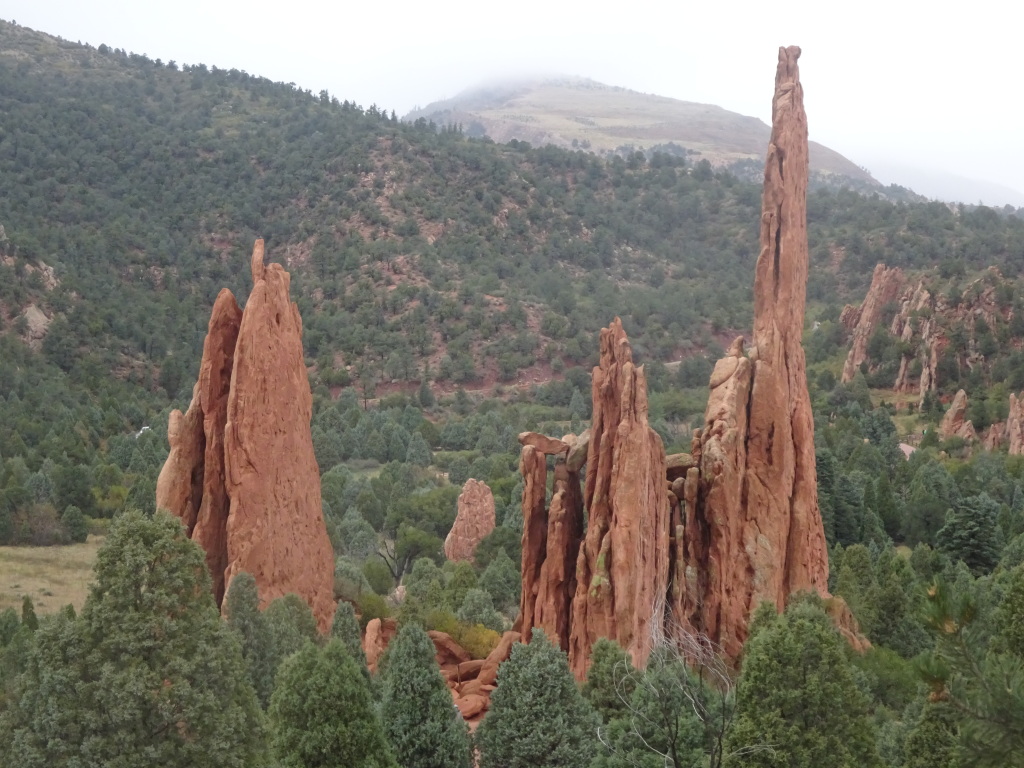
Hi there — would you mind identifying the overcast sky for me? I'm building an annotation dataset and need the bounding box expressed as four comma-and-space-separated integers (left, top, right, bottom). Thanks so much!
3, 0, 1022, 205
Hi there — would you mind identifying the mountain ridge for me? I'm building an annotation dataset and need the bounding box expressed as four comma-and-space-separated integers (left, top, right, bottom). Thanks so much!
405, 75, 877, 186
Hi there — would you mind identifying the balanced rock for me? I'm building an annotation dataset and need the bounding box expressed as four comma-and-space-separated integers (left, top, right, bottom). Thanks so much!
444, 479, 496, 562
156, 241, 335, 632
518, 431, 569, 456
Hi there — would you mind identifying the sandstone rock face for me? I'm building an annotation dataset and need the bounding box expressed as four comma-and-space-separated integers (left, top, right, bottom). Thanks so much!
1009, 394, 1024, 455
681, 46, 832, 660
518, 431, 569, 455
939, 389, 977, 441
444, 479, 496, 562
512, 47, 858, 675
568, 318, 669, 678
157, 241, 335, 631
840, 264, 905, 383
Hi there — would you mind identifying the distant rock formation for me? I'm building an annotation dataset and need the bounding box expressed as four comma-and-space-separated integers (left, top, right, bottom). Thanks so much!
512, 47, 859, 676
156, 240, 336, 632
938, 389, 977, 442
840, 264, 905, 382
444, 479, 496, 562
1009, 394, 1024, 455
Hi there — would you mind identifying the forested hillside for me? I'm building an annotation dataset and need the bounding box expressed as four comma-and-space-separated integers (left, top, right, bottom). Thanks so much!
5, 17, 1024, 767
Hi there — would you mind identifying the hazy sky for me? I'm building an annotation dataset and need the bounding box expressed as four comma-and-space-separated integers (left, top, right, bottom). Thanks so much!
3, 0, 1022, 205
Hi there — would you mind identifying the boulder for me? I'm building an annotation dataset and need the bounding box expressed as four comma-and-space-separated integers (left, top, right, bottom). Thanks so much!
444, 479, 496, 562
477, 630, 520, 688
363, 617, 398, 673
518, 431, 570, 455
428, 630, 472, 666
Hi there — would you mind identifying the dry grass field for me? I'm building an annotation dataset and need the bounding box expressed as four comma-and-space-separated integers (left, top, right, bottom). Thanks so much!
0, 536, 102, 615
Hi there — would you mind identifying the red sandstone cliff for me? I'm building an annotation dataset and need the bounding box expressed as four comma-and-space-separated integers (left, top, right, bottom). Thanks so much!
841, 265, 905, 383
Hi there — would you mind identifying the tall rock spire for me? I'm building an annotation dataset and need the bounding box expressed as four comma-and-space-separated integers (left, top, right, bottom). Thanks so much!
157, 240, 335, 632
682, 45, 831, 658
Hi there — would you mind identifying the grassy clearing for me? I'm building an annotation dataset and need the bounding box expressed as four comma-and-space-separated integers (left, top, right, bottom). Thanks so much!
0, 536, 103, 615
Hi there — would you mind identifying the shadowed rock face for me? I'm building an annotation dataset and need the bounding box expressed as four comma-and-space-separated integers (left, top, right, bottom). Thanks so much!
841, 264, 906, 383
156, 240, 335, 632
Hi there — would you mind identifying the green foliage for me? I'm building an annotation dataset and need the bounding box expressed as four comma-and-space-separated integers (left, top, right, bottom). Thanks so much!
478, 546, 521, 613
378, 624, 472, 768
937, 492, 1003, 575
20, 595, 38, 632
477, 629, 599, 768
3, 510, 267, 767
582, 638, 636, 724
920, 577, 1024, 766
330, 600, 368, 666
724, 598, 880, 768
903, 700, 963, 768
456, 588, 504, 632
264, 593, 319, 670
59, 504, 88, 543
269, 639, 397, 768
224, 572, 277, 708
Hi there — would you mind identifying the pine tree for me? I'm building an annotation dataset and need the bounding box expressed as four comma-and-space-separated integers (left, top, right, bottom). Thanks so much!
331, 600, 368, 666
582, 637, 635, 724
903, 700, 962, 768
224, 571, 278, 708
937, 492, 1002, 575
378, 624, 472, 768
477, 629, 599, 768
270, 639, 397, 768
4, 510, 267, 767
478, 547, 521, 613
724, 598, 880, 768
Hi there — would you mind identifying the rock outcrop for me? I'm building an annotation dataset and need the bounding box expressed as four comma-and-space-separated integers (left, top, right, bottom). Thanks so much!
512, 47, 856, 675
1009, 394, 1024, 455
156, 240, 335, 632
840, 265, 905, 382
444, 479, 496, 562
938, 389, 977, 442
680, 46, 831, 659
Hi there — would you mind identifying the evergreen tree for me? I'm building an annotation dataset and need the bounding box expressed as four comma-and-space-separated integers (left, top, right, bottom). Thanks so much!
581, 637, 636, 725
456, 588, 504, 631
903, 700, 962, 768
477, 629, 599, 768
264, 592, 319, 668
904, 461, 961, 546
937, 492, 1002, 575
4, 510, 267, 767
331, 600, 368, 666
269, 639, 397, 768
60, 504, 88, 543
378, 624, 472, 768
478, 547, 521, 613
224, 571, 277, 708
20, 595, 38, 631
406, 431, 433, 467
724, 598, 879, 768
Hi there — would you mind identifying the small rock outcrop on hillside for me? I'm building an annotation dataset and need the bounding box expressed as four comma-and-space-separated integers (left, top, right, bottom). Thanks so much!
156, 240, 336, 632
840, 264, 905, 383
512, 45, 858, 678
938, 389, 977, 442
444, 479, 496, 562
842, 264, 1014, 407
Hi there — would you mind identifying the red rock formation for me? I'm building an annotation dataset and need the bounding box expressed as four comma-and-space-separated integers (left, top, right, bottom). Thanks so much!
1009, 394, 1024, 455
518, 431, 570, 456
157, 240, 335, 632
532, 460, 584, 650
841, 264, 905, 382
444, 479, 496, 562
939, 389, 977, 442
517, 445, 550, 642
568, 318, 670, 678
680, 46, 832, 660
363, 617, 399, 673
983, 422, 1005, 452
